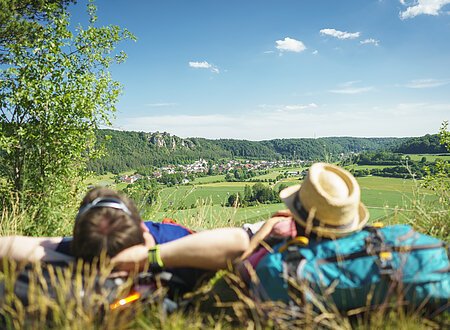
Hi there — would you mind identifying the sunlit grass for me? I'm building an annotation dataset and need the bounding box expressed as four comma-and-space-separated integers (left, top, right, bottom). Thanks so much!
1, 169, 448, 328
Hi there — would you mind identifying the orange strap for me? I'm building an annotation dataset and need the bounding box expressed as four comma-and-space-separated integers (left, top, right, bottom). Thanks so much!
162, 217, 195, 234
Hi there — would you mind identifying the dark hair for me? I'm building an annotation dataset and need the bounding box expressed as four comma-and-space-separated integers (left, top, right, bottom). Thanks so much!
71, 187, 145, 261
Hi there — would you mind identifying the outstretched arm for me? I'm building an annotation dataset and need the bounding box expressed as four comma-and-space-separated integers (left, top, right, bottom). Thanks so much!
112, 227, 250, 271
160, 227, 249, 270
0, 236, 73, 263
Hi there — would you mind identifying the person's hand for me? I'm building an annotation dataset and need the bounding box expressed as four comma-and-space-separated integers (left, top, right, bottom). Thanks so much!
240, 212, 293, 260
110, 244, 148, 272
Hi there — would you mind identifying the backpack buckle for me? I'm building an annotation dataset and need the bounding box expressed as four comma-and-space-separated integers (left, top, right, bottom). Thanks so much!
279, 236, 309, 253
378, 251, 394, 275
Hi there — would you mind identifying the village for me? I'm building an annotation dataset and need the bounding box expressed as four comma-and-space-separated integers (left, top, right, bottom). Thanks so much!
118, 158, 307, 184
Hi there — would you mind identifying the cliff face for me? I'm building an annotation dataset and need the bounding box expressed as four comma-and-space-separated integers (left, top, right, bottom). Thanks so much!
148, 132, 196, 150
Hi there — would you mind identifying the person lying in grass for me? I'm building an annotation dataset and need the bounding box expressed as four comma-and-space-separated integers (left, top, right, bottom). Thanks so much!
0, 187, 250, 294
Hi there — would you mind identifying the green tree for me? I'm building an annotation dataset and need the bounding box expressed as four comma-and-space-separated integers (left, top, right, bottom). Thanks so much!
439, 121, 450, 150
227, 194, 237, 207
0, 2, 135, 233
243, 184, 253, 201
0, 0, 74, 63
252, 183, 269, 203
122, 178, 159, 210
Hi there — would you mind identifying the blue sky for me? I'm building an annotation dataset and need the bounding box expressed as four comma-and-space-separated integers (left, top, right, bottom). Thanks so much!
71, 0, 450, 140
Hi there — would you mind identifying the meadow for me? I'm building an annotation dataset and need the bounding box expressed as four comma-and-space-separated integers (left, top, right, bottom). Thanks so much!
146, 174, 432, 230
81, 165, 436, 230
406, 153, 450, 162
1, 162, 448, 329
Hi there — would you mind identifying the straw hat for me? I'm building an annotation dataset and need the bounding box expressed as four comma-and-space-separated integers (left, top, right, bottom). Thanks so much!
279, 162, 369, 238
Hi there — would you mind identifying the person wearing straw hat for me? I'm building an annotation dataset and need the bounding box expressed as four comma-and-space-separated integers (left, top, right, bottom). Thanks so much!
279, 162, 369, 239
240, 162, 370, 262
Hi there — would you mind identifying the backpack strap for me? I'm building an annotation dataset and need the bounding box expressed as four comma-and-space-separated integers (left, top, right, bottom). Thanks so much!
364, 227, 397, 281
280, 236, 310, 307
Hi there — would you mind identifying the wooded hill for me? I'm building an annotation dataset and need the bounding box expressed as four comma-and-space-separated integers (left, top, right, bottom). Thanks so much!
88, 129, 412, 174
392, 134, 447, 154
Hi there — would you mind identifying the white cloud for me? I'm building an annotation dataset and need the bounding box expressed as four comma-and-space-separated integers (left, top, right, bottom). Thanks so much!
403, 78, 450, 88
312, 50, 319, 55
320, 28, 360, 40
188, 61, 220, 73
189, 61, 210, 69
116, 102, 449, 139
330, 87, 373, 94
259, 103, 318, 111
329, 81, 374, 94
283, 103, 318, 111
263, 50, 275, 54
360, 38, 380, 46
399, 0, 450, 19
275, 37, 306, 53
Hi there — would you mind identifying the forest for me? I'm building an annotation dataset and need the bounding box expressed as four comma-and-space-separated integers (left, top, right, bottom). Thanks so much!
87, 129, 420, 174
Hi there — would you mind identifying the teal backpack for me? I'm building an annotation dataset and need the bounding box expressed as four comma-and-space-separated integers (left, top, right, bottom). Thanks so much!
254, 224, 449, 314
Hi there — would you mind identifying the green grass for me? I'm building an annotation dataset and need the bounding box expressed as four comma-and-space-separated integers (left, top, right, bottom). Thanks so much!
152, 203, 284, 229
192, 174, 226, 184
248, 171, 282, 180
248, 166, 306, 181
83, 171, 136, 189
2, 168, 448, 328
158, 183, 249, 209
345, 164, 397, 170
81, 170, 438, 229
406, 153, 450, 162
155, 176, 433, 227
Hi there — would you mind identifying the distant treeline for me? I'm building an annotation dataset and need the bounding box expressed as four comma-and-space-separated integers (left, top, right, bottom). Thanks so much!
392, 134, 447, 154
87, 129, 444, 174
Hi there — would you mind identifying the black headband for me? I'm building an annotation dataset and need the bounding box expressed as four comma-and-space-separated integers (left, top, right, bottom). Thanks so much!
76, 197, 132, 221
293, 193, 356, 230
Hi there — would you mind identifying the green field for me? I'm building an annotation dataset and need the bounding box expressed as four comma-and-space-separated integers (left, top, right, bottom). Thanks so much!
82, 164, 439, 229
249, 170, 283, 180
249, 166, 306, 181
192, 174, 226, 184
83, 171, 135, 189
345, 164, 397, 170
406, 153, 450, 162
157, 182, 260, 209
151, 203, 284, 229
148, 175, 433, 227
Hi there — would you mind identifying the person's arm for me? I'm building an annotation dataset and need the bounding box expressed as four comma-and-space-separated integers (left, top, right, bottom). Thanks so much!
111, 228, 250, 272
0, 236, 73, 262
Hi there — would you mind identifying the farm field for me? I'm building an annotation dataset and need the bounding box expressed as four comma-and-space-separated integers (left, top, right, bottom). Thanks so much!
83, 171, 135, 189
249, 166, 305, 180
249, 170, 282, 180
82, 162, 438, 229
192, 174, 226, 184
345, 164, 397, 170
151, 203, 284, 229
150, 175, 431, 227
406, 153, 450, 162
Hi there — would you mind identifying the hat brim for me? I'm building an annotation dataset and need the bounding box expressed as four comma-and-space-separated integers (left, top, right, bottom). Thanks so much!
280, 184, 369, 238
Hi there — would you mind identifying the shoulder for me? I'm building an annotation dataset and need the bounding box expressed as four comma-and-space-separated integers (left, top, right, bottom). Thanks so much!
143, 221, 191, 244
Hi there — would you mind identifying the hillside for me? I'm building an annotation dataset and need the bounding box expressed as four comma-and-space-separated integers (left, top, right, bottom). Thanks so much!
87, 129, 408, 174
393, 134, 447, 154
